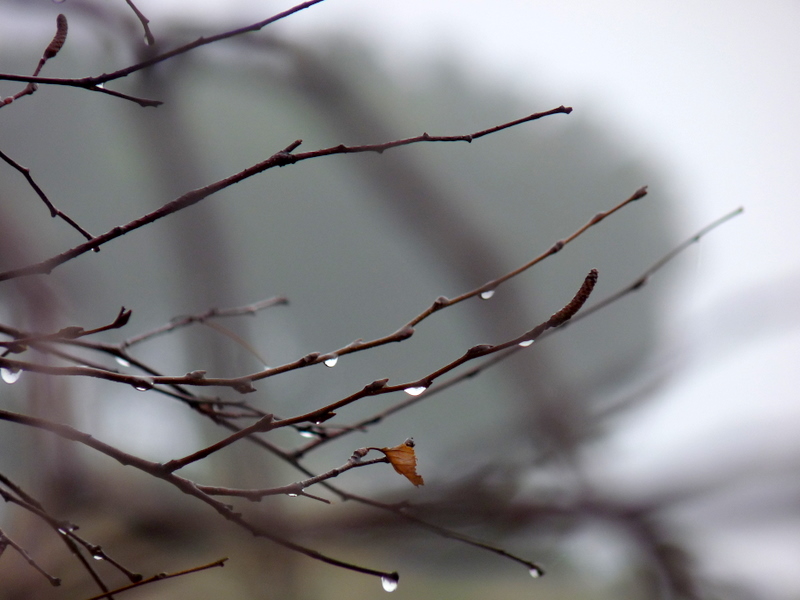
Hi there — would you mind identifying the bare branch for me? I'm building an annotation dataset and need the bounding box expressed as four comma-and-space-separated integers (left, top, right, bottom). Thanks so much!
0, 408, 400, 582
124, 0, 155, 46
0, 148, 96, 244
0, 108, 571, 282
81, 558, 228, 600
0, 1, 328, 104
0, 529, 61, 586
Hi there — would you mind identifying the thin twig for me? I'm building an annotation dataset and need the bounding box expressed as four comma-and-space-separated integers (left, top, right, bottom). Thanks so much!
121, 296, 288, 348
197, 455, 389, 502
292, 207, 745, 454
0, 529, 61, 586
0, 149, 96, 244
0, 14, 68, 107
0, 409, 400, 583
81, 558, 228, 600
0, 0, 328, 104
123, 0, 155, 45
0, 108, 570, 282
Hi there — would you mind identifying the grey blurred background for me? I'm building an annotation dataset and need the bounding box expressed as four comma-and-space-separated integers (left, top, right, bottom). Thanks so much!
0, 2, 797, 599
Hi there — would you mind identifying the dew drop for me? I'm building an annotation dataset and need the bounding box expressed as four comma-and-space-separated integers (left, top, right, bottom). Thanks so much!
324, 355, 339, 368
115, 356, 131, 367
298, 430, 316, 439
92, 553, 104, 561
479, 289, 495, 300
287, 493, 298, 498
529, 566, 543, 578
404, 386, 427, 397
1, 368, 22, 384
518, 340, 534, 347
381, 575, 399, 592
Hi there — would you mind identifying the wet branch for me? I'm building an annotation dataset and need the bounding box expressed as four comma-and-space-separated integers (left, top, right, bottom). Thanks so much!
0, 408, 400, 584
81, 557, 228, 600
0, 108, 570, 283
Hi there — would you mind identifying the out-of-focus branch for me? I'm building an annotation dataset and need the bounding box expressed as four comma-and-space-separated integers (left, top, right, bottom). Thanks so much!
0, 0, 328, 104
121, 295, 288, 348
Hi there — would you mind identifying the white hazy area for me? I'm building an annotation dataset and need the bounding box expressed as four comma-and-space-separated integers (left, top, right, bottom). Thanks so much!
49, 0, 800, 597
149, 1, 800, 597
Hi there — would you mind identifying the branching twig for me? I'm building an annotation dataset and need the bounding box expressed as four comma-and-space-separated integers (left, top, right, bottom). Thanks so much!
121, 296, 288, 348
0, 14, 67, 107
291, 207, 744, 454
197, 454, 389, 502
0, 148, 96, 244
0, 1, 328, 105
0, 409, 400, 583
0, 529, 61, 586
1, 307, 131, 354
0, 109, 570, 283
123, 0, 155, 46
81, 557, 228, 600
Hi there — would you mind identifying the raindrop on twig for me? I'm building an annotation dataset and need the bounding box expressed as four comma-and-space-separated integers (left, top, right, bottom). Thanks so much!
381, 574, 399, 592
479, 290, 495, 300
1, 368, 22, 384
404, 386, 427, 397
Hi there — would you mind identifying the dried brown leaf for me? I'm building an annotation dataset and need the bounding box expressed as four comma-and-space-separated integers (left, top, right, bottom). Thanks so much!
378, 439, 424, 487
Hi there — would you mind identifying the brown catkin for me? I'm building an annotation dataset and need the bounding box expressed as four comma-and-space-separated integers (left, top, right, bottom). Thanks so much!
43, 14, 68, 60
547, 268, 598, 328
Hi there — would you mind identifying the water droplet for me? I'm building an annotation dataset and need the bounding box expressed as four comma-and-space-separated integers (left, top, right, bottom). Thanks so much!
518, 340, 534, 347
298, 430, 316, 439
479, 290, 495, 300
381, 575, 399, 592
1, 368, 21, 384
287, 493, 298, 498
115, 356, 131, 367
92, 553, 104, 561
404, 386, 427, 397
324, 355, 338, 368
529, 566, 543, 578
131, 378, 153, 391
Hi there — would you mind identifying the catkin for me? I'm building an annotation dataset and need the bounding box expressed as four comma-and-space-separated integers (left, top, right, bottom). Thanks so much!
43, 14, 68, 60
547, 269, 598, 327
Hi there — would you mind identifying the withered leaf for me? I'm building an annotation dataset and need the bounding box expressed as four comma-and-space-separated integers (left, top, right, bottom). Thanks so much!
379, 439, 424, 487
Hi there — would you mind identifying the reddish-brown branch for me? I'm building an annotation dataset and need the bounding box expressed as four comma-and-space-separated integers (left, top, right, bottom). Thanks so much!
124, 0, 155, 45
81, 557, 228, 600
0, 147, 96, 243
0, 408, 400, 582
